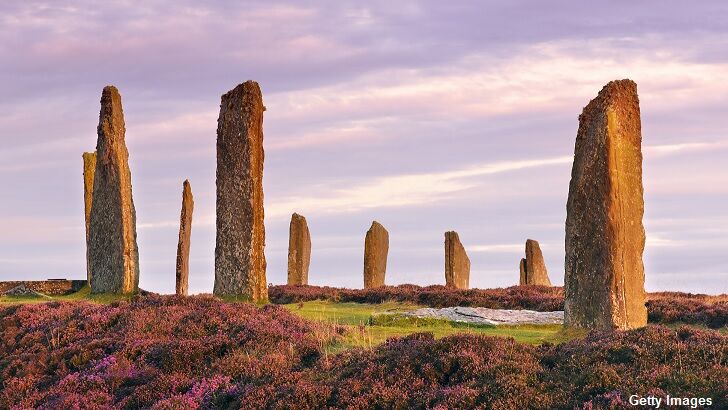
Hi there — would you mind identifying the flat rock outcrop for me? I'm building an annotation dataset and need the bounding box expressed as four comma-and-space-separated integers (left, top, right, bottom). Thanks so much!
287, 213, 311, 285
214, 81, 267, 302
520, 239, 551, 286
88, 86, 140, 294
401, 306, 564, 326
2, 284, 50, 298
564, 79, 647, 330
444, 231, 470, 289
363, 221, 388, 288
176, 180, 194, 296
82, 151, 96, 285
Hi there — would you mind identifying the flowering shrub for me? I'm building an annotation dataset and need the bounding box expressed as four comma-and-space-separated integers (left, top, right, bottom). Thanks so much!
647, 298, 728, 329
269, 284, 564, 311
1, 296, 726, 408
539, 325, 728, 409
270, 284, 728, 328
0, 296, 341, 409
217, 326, 727, 409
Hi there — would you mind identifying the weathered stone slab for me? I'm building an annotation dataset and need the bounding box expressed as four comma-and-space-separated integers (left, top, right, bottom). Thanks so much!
88, 86, 140, 294
82, 151, 96, 285
214, 81, 267, 302
564, 79, 647, 330
444, 231, 470, 289
0, 280, 86, 295
401, 307, 564, 326
176, 180, 194, 296
519, 258, 527, 285
287, 213, 311, 285
363, 221, 388, 288
520, 239, 551, 286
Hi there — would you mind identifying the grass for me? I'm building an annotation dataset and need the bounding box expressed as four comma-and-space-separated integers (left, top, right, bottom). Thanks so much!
283, 300, 581, 350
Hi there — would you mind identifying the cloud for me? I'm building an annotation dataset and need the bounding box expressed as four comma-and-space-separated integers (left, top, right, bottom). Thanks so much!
470, 244, 524, 253
267, 155, 572, 218
131, 139, 728, 231
2, 2, 728, 294
266, 39, 728, 130
645, 142, 728, 156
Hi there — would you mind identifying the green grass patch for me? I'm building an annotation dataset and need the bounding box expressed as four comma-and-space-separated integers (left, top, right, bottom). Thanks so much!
284, 300, 575, 349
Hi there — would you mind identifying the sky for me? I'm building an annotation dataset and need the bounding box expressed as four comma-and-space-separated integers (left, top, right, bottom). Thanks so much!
1, 1, 727, 294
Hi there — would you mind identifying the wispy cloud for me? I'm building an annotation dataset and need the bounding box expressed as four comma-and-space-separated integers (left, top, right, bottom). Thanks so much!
645, 142, 728, 156
267, 156, 572, 218
470, 244, 524, 253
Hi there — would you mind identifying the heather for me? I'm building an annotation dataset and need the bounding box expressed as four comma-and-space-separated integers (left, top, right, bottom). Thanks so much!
0, 296, 342, 409
270, 284, 728, 328
647, 297, 728, 328
216, 326, 727, 409
269, 284, 564, 311
2, 296, 726, 409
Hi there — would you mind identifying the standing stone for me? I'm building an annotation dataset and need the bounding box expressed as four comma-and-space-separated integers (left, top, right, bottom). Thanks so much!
564, 79, 647, 330
214, 81, 267, 302
88, 86, 140, 294
82, 151, 96, 285
520, 239, 551, 286
444, 231, 470, 289
176, 180, 194, 296
519, 258, 527, 285
363, 221, 388, 288
287, 213, 311, 285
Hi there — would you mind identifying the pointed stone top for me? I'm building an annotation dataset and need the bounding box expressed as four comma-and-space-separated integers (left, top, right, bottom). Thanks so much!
82, 151, 96, 158
100, 86, 123, 113
219, 81, 264, 115
291, 212, 306, 221
445, 231, 460, 239
370, 220, 386, 231
601, 79, 636, 93
98, 85, 125, 143
586, 79, 638, 110
183, 179, 191, 189
525, 238, 538, 246
102, 85, 120, 97
222, 81, 261, 99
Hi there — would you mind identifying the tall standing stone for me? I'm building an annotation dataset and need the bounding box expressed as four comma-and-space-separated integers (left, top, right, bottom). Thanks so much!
176, 180, 194, 296
287, 213, 311, 285
88, 86, 140, 294
444, 231, 470, 289
82, 151, 96, 285
214, 81, 267, 302
520, 239, 551, 286
363, 221, 388, 288
564, 79, 647, 330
